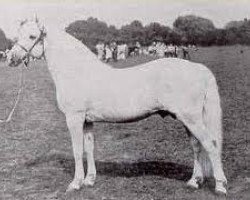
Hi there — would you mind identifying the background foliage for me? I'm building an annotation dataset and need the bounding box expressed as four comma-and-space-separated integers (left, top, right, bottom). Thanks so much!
0, 15, 250, 52
0, 29, 12, 51
65, 15, 250, 52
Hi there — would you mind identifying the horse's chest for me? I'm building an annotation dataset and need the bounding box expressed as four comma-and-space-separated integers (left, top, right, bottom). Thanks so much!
53, 78, 87, 113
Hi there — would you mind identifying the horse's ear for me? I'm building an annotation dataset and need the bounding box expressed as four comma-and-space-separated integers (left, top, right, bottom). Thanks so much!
40, 25, 47, 36
13, 37, 18, 43
35, 14, 39, 23
42, 26, 47, 37
20, 19, 27, 26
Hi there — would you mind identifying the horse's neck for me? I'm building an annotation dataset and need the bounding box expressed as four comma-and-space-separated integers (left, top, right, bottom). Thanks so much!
44, 27, 108, 78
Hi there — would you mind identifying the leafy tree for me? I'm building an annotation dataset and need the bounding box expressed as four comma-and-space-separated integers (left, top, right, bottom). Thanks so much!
0, 28, 11, 51
173, 15, 216, 45
66, 16, 250, 51
144, 22, 163, 44
213, 29, 228, 46
119, 20, 145, 45
66, 17, 111, 52
225, 20, 245, 29
144, 22, 175, 45
225, 18, 250, 45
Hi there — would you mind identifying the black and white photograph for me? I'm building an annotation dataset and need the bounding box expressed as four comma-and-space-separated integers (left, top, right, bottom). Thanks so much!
0, 0, 249, 199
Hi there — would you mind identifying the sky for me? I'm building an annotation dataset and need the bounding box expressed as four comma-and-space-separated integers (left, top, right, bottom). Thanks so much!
0, 0, 250, 39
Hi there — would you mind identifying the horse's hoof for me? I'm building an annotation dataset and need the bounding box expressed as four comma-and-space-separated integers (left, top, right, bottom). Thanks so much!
66, 179, 83, 192
187, 176, 203, 189
187, 179, 199, 189
83, 174, 96, 187
215, 181, 227, 196
66, 185, 79, 193
215, 187, 227, 195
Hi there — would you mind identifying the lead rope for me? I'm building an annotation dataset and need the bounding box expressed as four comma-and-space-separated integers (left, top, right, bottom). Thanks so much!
0, 64, 25, 123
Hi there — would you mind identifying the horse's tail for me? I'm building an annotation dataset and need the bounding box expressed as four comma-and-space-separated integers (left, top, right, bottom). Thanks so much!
200, 75, 223, 177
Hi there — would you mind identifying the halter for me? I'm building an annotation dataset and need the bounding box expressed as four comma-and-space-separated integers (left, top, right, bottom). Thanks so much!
15, 29, 46, 67
0, 26, 46, 123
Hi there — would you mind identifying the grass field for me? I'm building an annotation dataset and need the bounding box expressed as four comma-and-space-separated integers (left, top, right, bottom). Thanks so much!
0, 45, 249, 200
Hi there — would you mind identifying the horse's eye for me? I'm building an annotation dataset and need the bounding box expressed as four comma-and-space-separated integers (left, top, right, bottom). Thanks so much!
29, 35, 36, 40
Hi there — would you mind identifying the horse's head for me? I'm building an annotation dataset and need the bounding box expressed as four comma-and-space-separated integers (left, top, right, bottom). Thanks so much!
7, 17, 46, 67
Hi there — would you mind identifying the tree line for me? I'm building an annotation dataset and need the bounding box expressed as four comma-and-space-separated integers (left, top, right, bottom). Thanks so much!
0, 15, 249, 52
0, 29, 12, 51
66, 15, 250, 53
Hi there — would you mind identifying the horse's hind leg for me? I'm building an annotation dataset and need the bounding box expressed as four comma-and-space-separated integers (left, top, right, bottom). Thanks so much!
83, 122, 96, 186
66, 113, 85, 192
182, 114, 227, 194
187, 135, 204, 189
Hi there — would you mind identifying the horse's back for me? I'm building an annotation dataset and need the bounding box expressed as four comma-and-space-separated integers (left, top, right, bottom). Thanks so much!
114, 58, 213, 82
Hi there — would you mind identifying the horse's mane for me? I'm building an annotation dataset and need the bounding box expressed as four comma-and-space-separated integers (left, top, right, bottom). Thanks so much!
45, 22, 101, 66
56, 30, 97, 60
44, 21, 111, 72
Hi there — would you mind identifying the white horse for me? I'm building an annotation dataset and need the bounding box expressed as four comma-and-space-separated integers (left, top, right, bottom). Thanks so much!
104, 44, 112, 62
7, 18, 227, 195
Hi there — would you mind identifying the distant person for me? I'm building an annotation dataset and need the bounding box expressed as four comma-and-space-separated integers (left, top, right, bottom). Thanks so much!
96, 41, 105, 60
105, 44, 112, 63
110, 41, 118, 62
182, 45, 191, 60
135, 41, 141, 55
148, 42, 156, 55
117, 43, 128, 60
168, 43, 175, 57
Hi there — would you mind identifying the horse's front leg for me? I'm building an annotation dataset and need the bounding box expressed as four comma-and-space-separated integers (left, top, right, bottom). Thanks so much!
83, 122, 96, 186
66, 113, 85, 192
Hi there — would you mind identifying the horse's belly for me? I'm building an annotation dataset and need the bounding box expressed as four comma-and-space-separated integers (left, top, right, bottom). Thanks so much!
85, 100, 161, 123
85, 110, 153, 123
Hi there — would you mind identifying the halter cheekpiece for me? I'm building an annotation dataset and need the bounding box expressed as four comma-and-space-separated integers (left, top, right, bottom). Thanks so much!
16, 28, 46, 67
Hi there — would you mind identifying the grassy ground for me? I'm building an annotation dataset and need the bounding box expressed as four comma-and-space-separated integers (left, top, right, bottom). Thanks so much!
0, 46, 249, 200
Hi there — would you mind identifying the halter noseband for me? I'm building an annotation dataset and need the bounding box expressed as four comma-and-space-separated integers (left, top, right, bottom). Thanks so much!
15, 29, 46, 66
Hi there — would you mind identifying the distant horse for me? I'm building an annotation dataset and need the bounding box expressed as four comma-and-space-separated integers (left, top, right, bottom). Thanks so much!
7, 18, 227, 195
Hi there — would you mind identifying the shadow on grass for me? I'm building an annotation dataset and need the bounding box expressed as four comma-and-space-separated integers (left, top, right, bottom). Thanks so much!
97, 160, 192, 182
25, 152, 192, 182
